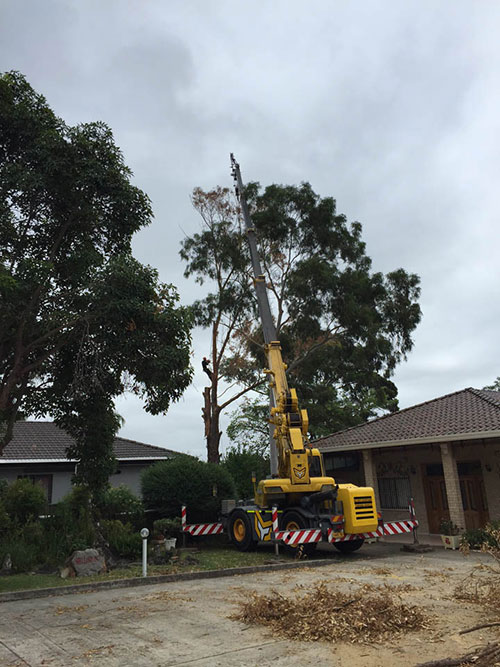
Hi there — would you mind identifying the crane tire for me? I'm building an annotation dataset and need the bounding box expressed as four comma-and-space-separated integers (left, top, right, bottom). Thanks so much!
333, 539, 364, 554
281, 510, 317, 556
229, 509, 256, 551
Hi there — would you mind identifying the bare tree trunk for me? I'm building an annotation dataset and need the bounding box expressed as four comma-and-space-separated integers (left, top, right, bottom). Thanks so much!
202, 386, 222, 463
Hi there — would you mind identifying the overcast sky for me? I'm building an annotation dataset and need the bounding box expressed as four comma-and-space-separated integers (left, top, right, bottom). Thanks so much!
2, 1, 499, 459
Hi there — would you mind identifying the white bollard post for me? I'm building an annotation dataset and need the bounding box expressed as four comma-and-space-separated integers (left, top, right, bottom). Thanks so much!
140, 528, 149, 577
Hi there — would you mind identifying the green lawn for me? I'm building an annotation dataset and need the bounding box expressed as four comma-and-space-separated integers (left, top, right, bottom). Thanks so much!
0, 545, 290, 594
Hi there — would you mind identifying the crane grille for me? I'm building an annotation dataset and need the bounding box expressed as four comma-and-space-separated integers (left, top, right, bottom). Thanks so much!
354, 495, 376, 521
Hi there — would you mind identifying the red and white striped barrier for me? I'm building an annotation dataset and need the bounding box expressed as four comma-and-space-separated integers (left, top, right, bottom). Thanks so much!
272, 506, 279, 536
409, 498, 416, 521
179, 504, 418, 545
274, 528, 323, 545
181, 505, 224, 536
328, 519, 419, 543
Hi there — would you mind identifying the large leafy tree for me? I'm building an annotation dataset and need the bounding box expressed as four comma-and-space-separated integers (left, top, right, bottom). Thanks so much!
0, 72, 192, 497
183, 179, 421, 460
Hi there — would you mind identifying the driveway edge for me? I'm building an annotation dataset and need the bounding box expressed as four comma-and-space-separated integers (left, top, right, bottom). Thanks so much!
0, 557, 334, 603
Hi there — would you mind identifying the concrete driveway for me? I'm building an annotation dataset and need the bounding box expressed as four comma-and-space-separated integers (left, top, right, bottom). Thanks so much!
0, 544, 493, 667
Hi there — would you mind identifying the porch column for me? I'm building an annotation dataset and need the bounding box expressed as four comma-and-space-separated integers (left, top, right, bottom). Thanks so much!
362, 449, 380, 510
440, 443, 465, 530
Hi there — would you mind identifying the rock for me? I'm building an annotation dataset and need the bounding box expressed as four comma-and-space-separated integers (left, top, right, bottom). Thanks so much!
0, 553, 12, 575
60, 565, 76, 579
69, 548, 106, 576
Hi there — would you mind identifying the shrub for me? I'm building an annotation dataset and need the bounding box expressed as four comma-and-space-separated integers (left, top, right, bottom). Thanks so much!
100, 485, 144, 523
100, 519, 142, 559
0, 535, 40, 573
439, 518, 460, 536
3, 478, 47, 524
461, 527, 487, 550
0, 521, 45, 573
461, 521, 500, 551
0, 500, 10, 537
221, 447, 269, 500
141, 455, 237, 523
0, 478, 8, 499
40, 486, 97, 563
153, 517, 181, 538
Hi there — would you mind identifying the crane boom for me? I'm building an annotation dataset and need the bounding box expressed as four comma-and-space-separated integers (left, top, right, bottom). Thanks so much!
231, 154, 321, 488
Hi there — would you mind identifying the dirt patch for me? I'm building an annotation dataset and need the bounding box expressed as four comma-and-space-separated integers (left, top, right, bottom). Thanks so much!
233, 581, 431, 643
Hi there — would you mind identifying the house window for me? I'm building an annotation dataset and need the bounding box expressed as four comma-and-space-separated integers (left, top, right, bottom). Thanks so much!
378, 477, 411, 510
324, 453, 359, 472
18, 474, 53, 504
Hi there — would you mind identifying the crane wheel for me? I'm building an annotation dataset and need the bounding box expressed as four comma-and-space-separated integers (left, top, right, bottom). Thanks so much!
281, 510, 317, 556
333, 539, 364, 554
229, 509, 256, 552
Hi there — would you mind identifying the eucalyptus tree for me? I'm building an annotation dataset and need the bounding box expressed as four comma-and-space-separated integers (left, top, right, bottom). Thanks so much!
183, 175, 421, 461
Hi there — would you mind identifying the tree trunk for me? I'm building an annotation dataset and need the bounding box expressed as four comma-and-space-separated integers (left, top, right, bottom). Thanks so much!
202, 385, 221, 463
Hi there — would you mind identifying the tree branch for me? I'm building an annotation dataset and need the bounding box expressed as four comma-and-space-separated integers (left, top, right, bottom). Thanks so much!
219, 377, 266, 412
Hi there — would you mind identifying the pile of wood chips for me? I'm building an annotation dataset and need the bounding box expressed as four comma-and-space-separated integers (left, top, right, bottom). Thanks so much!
233, 582, 430, 643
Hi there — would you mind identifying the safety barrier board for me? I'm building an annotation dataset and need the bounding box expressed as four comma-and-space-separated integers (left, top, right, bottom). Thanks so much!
180, 504, 418, 544
182, 522, 224, 536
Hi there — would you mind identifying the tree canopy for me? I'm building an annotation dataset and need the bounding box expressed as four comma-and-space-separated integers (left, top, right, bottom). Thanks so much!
0, 72, 192, 493
182, 178, 421, 458
483, 377, 500, 392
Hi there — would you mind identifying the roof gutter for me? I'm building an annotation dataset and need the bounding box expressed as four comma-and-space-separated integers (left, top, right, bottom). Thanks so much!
0, 456, 172, 465
317, 429, 500, 453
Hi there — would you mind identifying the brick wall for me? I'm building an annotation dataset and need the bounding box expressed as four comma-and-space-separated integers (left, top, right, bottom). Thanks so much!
440, 443, 465, 530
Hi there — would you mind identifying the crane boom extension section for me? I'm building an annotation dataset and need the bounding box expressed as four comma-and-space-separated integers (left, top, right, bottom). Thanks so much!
229, 154, 378, 546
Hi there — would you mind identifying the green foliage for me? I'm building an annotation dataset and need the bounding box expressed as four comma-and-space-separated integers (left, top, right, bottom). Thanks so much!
0, 483, 144, 572
141, 455, 237, 522
461, 521, 500, 549
0, 535, 39, 573
4, 487, 96, 572
50, 485, 96, 552
0, 71, 193, 493
182, 181, 421, 456
483, 377, 500, 391
3, 478, 47, 524
100, 519, 142, 559
226, 397, 270, 457
0, 499, 10, 536
438, 518, 460, 536
221, 445, 270, 500
153, 517, 181, 538
101, 485, 144, 523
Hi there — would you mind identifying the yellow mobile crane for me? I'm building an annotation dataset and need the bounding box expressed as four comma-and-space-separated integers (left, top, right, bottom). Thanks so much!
224, 155, 379, 553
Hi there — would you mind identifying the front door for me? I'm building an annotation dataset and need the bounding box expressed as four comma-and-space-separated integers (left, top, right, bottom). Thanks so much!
422, 468, 449, 533
423, 461, 489, 533
459, 474, 489, 530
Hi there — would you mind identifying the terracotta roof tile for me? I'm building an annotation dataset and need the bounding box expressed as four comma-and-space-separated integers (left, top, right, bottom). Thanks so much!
315, 388, 500, 451
1, 422, 178, 461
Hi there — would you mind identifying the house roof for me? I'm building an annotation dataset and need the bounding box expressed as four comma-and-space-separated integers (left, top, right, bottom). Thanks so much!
315, 388, 500, 453
0, 421, 177, 463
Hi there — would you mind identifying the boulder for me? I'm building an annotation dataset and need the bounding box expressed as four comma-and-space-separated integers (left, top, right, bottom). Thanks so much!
69, 548, 106, 576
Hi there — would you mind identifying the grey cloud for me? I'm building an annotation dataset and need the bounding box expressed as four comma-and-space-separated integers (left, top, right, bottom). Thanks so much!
1, 0, 499, 456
